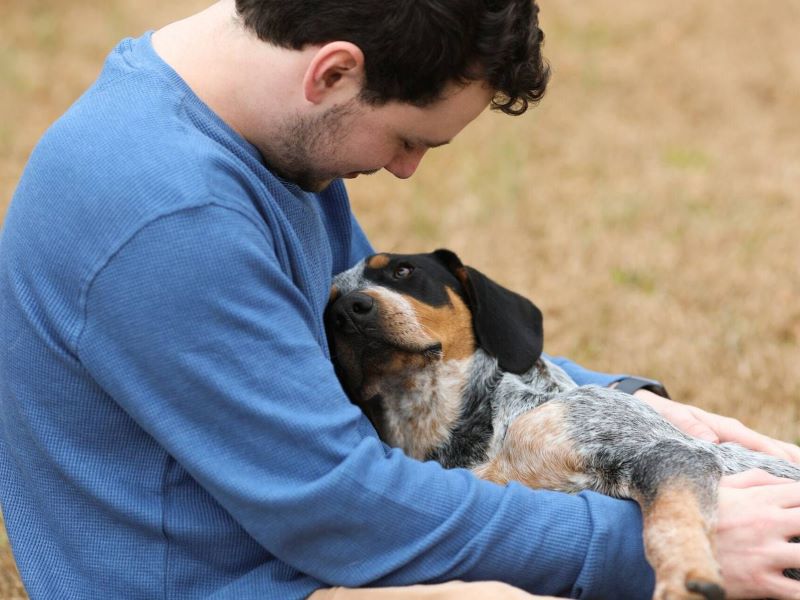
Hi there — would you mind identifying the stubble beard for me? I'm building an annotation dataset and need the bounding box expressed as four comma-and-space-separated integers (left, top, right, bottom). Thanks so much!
260, 100, 359, 193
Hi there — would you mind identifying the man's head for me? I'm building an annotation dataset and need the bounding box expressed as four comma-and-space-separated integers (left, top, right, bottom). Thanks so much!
222, 0, 549, 191
259, 77, 497, 192
235, 0, 549, 116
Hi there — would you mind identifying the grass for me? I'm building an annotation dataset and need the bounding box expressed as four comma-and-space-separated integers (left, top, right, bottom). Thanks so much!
2, 1, 800, 596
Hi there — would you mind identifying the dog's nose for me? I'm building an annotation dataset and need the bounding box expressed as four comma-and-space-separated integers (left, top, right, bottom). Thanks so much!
347, 293, 374, 316
330, 292, 376, 332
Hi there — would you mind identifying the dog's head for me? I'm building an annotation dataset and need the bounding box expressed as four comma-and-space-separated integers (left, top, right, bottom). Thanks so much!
325, 249, 544, 413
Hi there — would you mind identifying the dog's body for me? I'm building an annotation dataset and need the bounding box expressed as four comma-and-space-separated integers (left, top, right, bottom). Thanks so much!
326, 250, 800, 600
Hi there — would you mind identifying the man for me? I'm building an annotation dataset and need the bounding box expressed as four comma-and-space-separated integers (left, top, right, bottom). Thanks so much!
1, 1, 799, 598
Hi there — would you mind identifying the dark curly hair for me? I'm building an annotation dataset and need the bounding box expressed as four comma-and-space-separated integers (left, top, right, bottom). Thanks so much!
234, 0, 550, 116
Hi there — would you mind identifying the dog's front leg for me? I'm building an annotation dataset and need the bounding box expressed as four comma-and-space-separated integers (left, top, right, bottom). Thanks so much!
630, 439, 725, 600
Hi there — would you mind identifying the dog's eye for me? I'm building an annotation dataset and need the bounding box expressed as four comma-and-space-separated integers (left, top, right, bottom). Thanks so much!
393, 264, 414, 279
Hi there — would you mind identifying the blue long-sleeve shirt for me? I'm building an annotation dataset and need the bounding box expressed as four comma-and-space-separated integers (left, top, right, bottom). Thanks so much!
0, 32, 654, 599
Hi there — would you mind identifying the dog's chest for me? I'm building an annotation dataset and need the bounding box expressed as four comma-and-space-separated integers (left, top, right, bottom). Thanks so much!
379, 359, 472, 460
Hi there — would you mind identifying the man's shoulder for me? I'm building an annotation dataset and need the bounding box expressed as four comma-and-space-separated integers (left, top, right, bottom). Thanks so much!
3, 62, 273, 331
21, 55, 266, 234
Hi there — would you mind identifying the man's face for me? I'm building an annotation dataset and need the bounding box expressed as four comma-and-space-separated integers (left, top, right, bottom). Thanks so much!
261, 80, 494, 192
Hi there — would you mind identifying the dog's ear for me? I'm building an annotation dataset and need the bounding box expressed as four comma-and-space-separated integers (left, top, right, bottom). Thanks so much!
432, 249, 543, 374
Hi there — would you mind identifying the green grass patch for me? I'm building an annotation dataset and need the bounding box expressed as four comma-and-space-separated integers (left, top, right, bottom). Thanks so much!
32, 11, 59, 51
0, 47, 27, 95
663, 146, 712, 170
611, 267, 656, 293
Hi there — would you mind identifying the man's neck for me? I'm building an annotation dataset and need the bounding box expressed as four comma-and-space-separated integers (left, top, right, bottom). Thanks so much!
150, 0, 306, 147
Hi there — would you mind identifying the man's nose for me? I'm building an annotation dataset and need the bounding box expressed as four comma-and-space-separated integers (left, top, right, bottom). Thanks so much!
384, 148, 427, 179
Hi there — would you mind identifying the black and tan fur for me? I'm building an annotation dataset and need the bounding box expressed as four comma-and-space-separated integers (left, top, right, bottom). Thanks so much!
325, 249, 800, 600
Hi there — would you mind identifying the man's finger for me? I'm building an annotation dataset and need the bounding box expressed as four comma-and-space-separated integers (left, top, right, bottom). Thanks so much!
754, 438, 800, 465
720, 469, 795, 489
777, 440, 800, 465
762, 572, 800, 600
682, 419, 719, 444
715, 419, 800, 464
773, 483, 800, 509
780, 507, 800, 536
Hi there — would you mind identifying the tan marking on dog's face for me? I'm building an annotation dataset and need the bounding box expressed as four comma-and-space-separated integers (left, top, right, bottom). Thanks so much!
639, 485, 723, 599
328, 285, 340, 304
356, 285, 475, 363
367, 254, 391, 269
355, 287, 439, 353
472, 402, 588, 492
404, 288, 476, 361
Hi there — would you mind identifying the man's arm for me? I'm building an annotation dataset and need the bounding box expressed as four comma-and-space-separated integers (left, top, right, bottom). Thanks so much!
77, 204, 654, 599
544, 354, 628, 387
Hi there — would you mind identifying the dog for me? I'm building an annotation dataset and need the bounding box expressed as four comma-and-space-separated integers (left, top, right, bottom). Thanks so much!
325, 249, 800, 600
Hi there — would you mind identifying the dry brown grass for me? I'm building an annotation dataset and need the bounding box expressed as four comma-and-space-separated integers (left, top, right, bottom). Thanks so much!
2, 1, 799, 596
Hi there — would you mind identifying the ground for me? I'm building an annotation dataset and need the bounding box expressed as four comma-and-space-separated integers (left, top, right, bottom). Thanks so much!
1, 1, 799, 596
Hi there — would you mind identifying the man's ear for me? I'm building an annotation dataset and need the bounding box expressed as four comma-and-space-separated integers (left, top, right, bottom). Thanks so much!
303, 42, 365, 104
433, 248, 544, 374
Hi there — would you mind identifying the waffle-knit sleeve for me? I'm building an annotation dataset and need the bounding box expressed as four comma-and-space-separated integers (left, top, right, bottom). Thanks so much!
77, 202, 654, 598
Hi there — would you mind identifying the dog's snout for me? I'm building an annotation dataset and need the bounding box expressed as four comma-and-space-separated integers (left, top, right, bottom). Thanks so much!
330, 292, 376, 332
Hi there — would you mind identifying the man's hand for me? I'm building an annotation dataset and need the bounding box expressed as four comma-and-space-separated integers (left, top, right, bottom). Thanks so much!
633, 389, 800, 464
716, 470, 800, 599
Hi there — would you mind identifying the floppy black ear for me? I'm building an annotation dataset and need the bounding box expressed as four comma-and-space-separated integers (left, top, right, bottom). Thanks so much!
433, 249, 543, 374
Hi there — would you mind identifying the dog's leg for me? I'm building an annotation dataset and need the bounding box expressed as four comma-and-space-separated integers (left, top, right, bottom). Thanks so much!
629, 439, 725, 600
473, 404, 728, 600
472, 402, 590, 493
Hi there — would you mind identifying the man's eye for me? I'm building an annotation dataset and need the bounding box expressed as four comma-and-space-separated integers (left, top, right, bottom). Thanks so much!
393, 264, 414, 279
402, 140, 414, 152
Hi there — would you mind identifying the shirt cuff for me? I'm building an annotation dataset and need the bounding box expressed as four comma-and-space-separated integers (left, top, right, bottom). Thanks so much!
543, 354, 628, 388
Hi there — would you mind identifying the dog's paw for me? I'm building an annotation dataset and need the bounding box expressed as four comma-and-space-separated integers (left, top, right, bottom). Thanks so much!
653, 576, 725, 600
686, 579, 725, 600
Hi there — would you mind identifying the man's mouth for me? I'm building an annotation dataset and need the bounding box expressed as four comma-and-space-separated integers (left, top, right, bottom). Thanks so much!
343, 169, 381, 179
